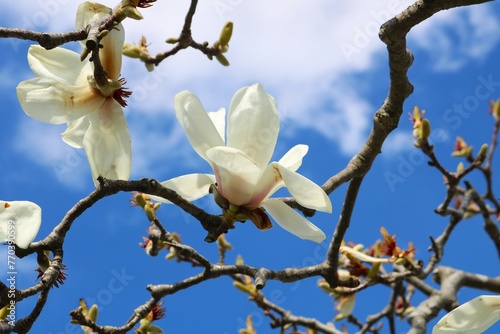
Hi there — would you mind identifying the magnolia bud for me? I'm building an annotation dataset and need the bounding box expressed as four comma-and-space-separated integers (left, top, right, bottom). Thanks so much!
219, 21, 233, 48
215, 53, 230, 66
123, 43, 141, 58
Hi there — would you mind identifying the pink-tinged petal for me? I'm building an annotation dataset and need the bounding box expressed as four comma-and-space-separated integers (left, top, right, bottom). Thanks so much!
62, 117, 90, 148
0, 200, 42, 249
262, 199, 326, 243
17, 77, 104, 124
208, 108, 226, 143
206, 146, 261, 206
150, 174, 215, 204
227, 83, 279, 170
275, 163, 332, 212
83, 99, 131, 187
278, 144, 309, 172
246, 163, 284, 208
28, 45, 91, 85
175, 91, 224, 162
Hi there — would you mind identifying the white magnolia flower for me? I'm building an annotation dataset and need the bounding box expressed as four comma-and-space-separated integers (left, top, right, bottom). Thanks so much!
16, 2, 131, 187
433, 295, 500, 334
0, 201, 42, 249
156, 83, 332, 243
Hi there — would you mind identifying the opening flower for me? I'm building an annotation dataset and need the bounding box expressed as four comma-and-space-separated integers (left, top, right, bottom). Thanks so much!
0, 200, 41, 249
154, 83, 332, 243
16, 2, 131, 187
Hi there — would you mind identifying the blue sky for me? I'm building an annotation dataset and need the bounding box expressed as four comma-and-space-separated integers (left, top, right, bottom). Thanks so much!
1, 1, 500, 333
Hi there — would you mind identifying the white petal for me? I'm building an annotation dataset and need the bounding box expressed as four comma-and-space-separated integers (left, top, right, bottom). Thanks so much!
278, 144, 309, 171
99, 23, 124, 81
276, 163, 332, 212
227, 83, 279, 170
0, 201, 42, 249
62, 117, 90, 148
262, 199, 326, 243
206, 146, 261, 206
208, 108, 226, 143
174, 91, 224, 161
76, 2, 112, 31
150, 174, 215, 203
28, 45, 90, 85
17, 77, 104, 124
246, 163, 284, 208
75, 2, 124, 80
433, 295, 500, 334
83, 99, 131, 186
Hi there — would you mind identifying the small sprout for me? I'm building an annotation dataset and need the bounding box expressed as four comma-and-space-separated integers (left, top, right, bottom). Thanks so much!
165, 37, 178, 44
219, 21, 233, 50
123, 43, 142, 58
452, 136, 473, 158
215, 52, 230, 66
410, 106, 431, 147
489, 99, 500, 121
473, 143, 488, 166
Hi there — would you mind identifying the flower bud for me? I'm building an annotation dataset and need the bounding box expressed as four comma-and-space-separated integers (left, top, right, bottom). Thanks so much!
219, 21, 233, 49
215, 52, 230, 66
121, 4, 143, 20
88, 304, 98, 322
123, 43, 142, 58
474, 144, 488, 166
165, 37, 178, 44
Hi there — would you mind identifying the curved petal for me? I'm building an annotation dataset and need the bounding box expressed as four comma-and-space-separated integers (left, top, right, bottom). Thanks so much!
278, 144, 309, 172
28, 45, 90, 85
275, 163, 332, 212
76, 2, 112, 31
262, 199, 326, 243
0, 200, 42, 249
246, 163, 284, 208
227, 83, 279, 170
208, 108, 226, 143
174, 91, 224, 161
433, 295, 500, 334
99, 22, 124, 81
150, 173, 215, 204
83, 99, 131, 186
62, 116, 90, 148
75, 2, 123, 80
17, 77, 104, 124
206, 146, 261, 206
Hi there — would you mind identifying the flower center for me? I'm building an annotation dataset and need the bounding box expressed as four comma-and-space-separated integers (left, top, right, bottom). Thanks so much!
87, 75, 132, 107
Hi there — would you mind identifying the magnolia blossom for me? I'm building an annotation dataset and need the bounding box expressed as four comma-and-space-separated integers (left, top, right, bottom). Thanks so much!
156, 83, 332, 242
433, 295, 500, 334
0, 201, 42, 249
16, 2, 131, 187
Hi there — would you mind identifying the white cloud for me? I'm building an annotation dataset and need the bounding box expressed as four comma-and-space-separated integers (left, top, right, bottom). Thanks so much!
13, 119, 90, 189
382, 130, 414, 156
6, 0, 500, 178
410, 5, 500, 72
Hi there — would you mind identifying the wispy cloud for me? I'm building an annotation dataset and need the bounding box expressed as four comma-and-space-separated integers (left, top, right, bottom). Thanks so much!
410, 5, 500, 72
13, 119, 90, 189
6, 0, 500, 178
